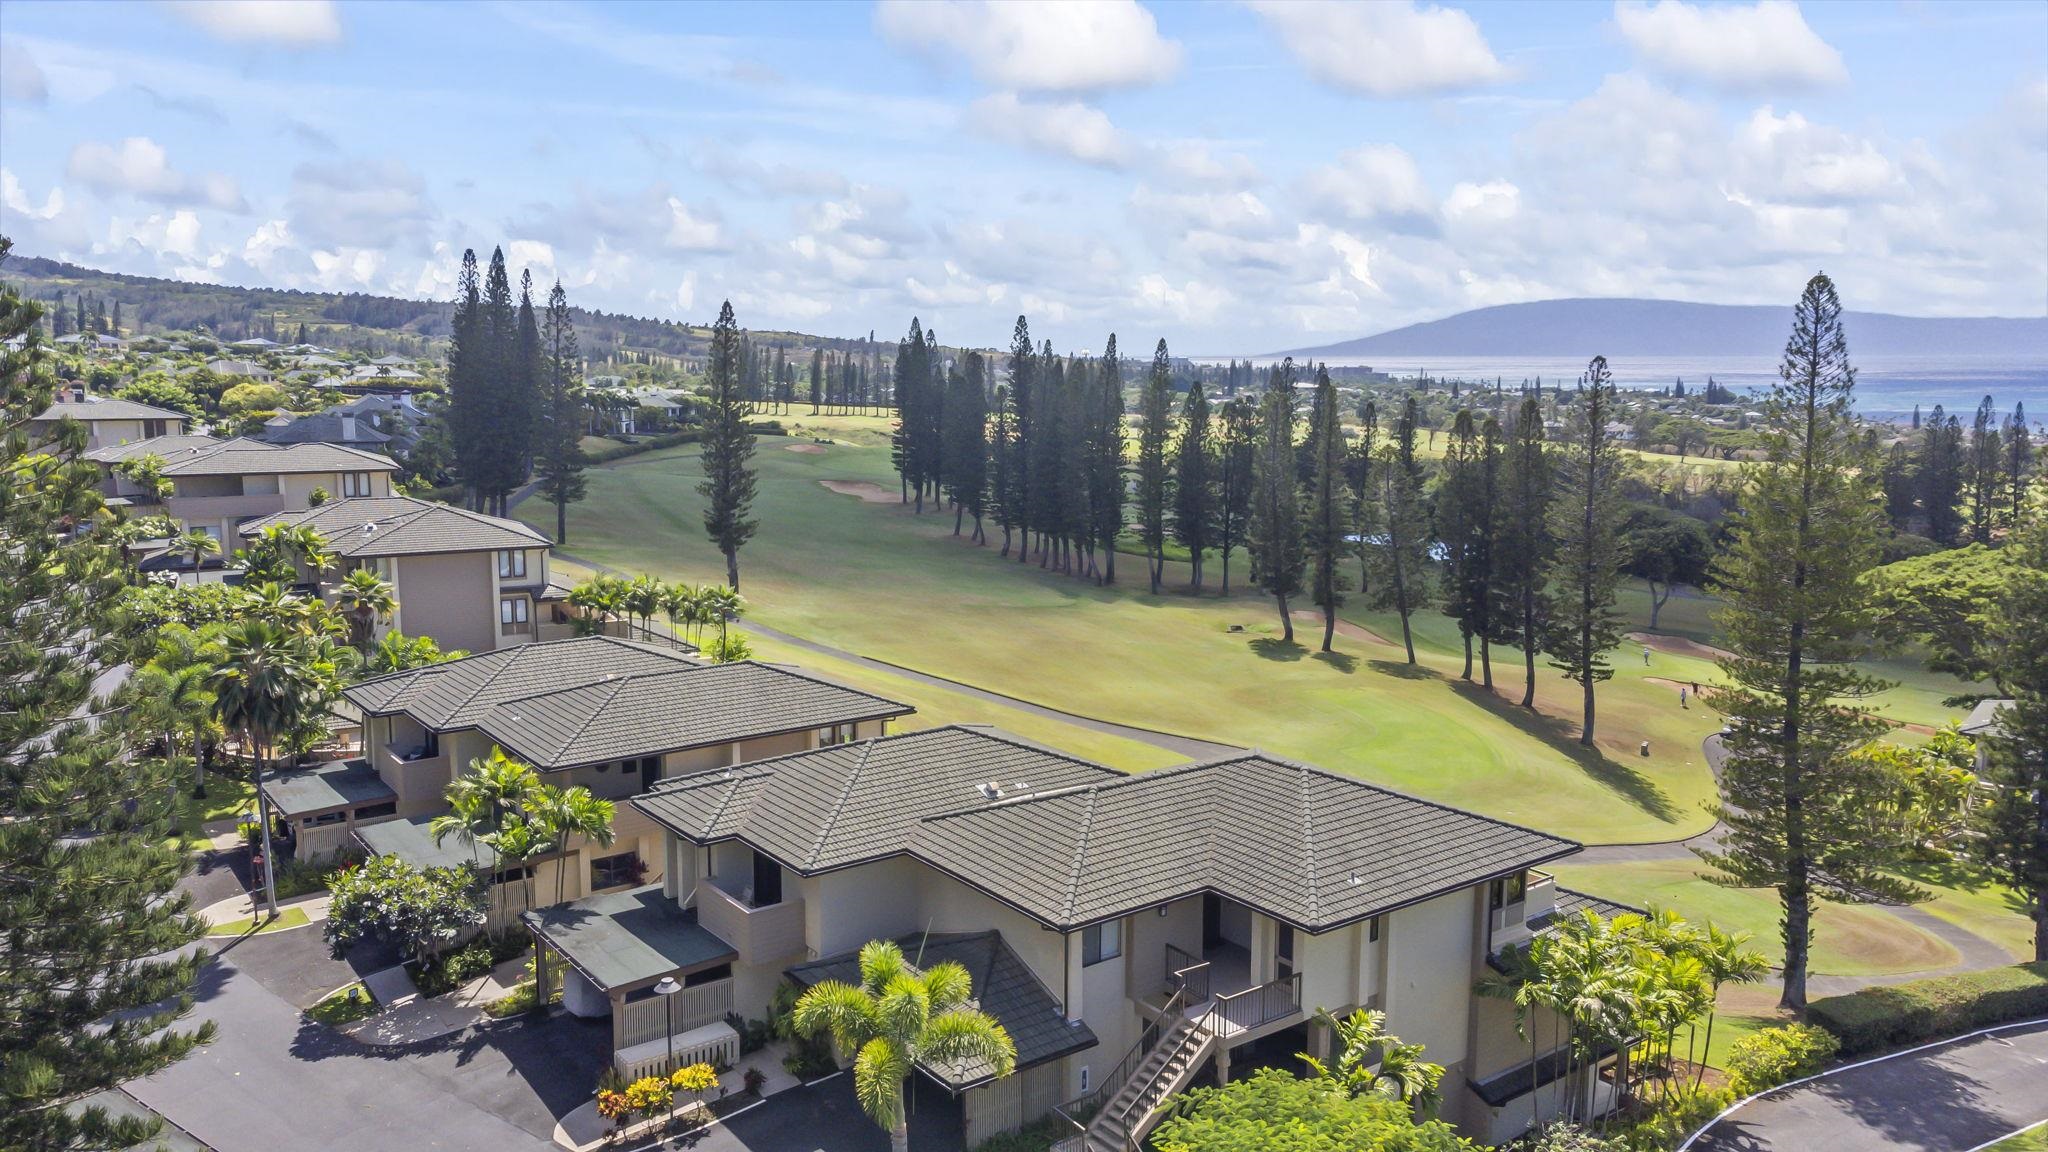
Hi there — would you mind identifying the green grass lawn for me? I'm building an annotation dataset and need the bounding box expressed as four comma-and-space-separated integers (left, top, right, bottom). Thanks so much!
1987, 1124, 2048, 1152
530, 425, 1720, 843
207, 905, 311, 937
1891, 858, 2039, 962
172, 771, 256, 849
306, 981, 378, 1026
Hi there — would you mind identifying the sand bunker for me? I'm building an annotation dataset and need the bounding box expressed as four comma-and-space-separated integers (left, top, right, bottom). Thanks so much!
1629, 631, 1733, 662
1287, 610, 1396, 648
819, 480, 897, 503
784, 443, 827, 454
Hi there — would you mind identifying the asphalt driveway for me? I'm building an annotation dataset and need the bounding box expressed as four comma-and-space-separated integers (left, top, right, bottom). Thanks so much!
683, 1074, 964, 1152
1686, 1018, 2048, 1152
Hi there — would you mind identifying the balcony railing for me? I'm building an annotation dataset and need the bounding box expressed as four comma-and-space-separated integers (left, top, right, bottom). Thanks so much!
615, 977, 735, 1050
1211, 971, 1301, 1036
1165, 942, 1211, 1004
695, 881, 805, 964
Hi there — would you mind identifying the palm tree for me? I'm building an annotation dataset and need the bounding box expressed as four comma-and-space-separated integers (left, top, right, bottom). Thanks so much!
364, 630, 460, 676
523, 784, 616, 907
177, 527, 220, 581
660, 582, 696, 646
131, 657, 215, 799
484, 816, 547, 927
622, 576, 663, 639
334, 568, 398, 652
209, 619, 316, 913
567, 573, 626, 635
1301, 1008, 1445, 1117
430, 790, 494, 871
706, 586, 744, 650
793, 940, 1017, 1152
1691, 923, 1770, 1090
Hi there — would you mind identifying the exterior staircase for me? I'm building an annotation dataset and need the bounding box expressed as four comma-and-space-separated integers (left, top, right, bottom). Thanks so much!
1074, 1014, 1216, 1152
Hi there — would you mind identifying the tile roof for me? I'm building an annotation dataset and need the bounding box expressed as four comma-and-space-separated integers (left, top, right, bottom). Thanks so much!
786, 931, 1096, 1087
909, 753, 1580, 933
34, 397, 190, 422
240, 495, 548, 558
1961, 698, 2012, 737
475, 661, 913, 770
84, 433, 224, 463
636, 726, 1118, 874
344, 636, 698, 731
151, 437, 398, 477
524, 885, 737, 993
255, 413, 394, 447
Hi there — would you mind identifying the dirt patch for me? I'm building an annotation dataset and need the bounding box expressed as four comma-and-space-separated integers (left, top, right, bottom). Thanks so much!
818, 480, 897, 503
1629, 631, 1733, 663
784, 443, 827, 454
1288, 610, 1397, 648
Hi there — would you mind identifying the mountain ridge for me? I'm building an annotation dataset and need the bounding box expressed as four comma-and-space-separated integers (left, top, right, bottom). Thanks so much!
1277, 298, 2048, 360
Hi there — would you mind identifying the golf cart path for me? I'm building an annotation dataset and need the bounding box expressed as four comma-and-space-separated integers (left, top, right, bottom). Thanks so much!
1683, 1017, 2048, 1152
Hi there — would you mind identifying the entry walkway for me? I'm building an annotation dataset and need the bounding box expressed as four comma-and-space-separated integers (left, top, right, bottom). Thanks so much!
1684, 1018, 2048, 1152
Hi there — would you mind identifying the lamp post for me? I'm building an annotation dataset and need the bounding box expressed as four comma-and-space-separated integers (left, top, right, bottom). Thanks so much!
653, 976, 681, 1131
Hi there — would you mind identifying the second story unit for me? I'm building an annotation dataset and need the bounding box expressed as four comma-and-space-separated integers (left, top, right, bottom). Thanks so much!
241, 495, 558, 653
31, 391, 190, 451
92, 436, 400, 543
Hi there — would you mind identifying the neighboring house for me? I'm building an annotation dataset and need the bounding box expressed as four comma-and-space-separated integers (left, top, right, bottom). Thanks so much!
515, 724, 1610, 1146
30, 390, 190, 450
265, 637, 913, 920
89, 436, 398, 542
240, 495, 557, 654
207, 358, 275, 381
327, 391, 430, 455
1961, 698, 2013, 773
254, 411, 395, 452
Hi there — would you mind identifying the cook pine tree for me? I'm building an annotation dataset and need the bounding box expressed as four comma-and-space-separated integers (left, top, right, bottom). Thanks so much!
1975, 476, 2048, 960
1215, 395, 1259, 596
699, 301, 758, 591
535, 280, 587, 544
1499, 397, 1553, 708
1248, 364, 1304, 642
1368, 395, 1429, 665
1173, 381, 1215, 590
1305, 367, 1350, 652
1545, 358, 1627, 746
1087, 334, 1126, 586
1136, 340, 1174, 594
1696, 273, 1916, 1011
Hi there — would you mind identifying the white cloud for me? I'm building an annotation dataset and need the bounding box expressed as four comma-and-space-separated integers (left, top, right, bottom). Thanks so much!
1615, 1, 1846, 92
1442, 179, 1520, 224
1155, 142, 1262, 189
970, 92, 1130, 167
1734, 108, 1899, 201
1247, 1, 1509, 98
240, 218, 292, 272
1300, 145, 1437, 229
164, 1, 343, 47
107, 209, 204, 260
876, 0, 1180, 93
1, 40, 48, 103
286, 158, 433, 250
662, 199, 725, 251
66, 137, 247, 212
1134, 273, 1227, 324
1, 169, 65, 220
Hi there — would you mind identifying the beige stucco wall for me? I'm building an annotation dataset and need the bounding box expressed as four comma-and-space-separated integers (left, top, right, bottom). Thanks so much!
806, 857, 922, 959
393, 551, 496, 655
1382, 888, 1479, 1072
1126, 896, 1204, 1002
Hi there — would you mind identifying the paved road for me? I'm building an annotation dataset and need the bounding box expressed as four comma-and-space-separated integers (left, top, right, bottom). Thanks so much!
680, 1076, 963, 1152
128, 930, 604, 1152
1687, 1019, 2048, 1152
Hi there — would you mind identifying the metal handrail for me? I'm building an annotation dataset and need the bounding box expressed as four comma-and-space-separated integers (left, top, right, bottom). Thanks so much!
1211, 971, 1302, 1033
1108, 1013, 1211, 1150
1165, 943, 1211, 1003
1053, 984, 1189, 1136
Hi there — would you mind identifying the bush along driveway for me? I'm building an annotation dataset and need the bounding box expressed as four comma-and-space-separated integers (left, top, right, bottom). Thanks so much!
1683, 1017, 2048, 1152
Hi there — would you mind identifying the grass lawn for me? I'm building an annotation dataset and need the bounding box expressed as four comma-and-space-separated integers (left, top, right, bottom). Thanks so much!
172, 772, 256, 849
529, 425, 1719, 844
1891, 858, 2039, 962
306, 981, 378, 1026
1988, 1124, 2048, 1152
1549, 859, 1961, 977
207, 905, 311, 937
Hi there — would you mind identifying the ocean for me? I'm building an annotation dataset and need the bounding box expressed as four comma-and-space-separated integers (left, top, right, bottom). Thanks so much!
1207, 354, 2048, 424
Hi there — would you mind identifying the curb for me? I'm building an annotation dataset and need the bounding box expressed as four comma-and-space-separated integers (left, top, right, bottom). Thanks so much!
1674, 1015, 2048, 1150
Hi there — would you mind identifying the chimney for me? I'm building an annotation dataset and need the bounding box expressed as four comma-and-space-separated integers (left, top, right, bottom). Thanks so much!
70, 385, 86, 402
341, 414, 357, 442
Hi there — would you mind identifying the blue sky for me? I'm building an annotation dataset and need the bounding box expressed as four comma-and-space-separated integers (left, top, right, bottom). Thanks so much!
1, 0, 2043, 354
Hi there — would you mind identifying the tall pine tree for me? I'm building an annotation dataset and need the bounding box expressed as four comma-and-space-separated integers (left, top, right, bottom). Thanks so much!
1088, 336, 1126, 585
1545, 358, 1627, 745
1173, 381, 1215, 589
1969, 394, 2001, 544
535, 280, 586, 544
2007, 402, 2033, 530
1248, 364, 1304, 642
1216, 395, 1258, 596
699, 301, 758, 590
1975, 476, 2048, 960
446, 249, 486, 510
1696, 274, 1911, 1011
1305, 367, 1349, 652
1918, 406, 1966, 545
1500, 398, 1553, 708
1368, 396, 1428, 664
1136, 340, 1174, 594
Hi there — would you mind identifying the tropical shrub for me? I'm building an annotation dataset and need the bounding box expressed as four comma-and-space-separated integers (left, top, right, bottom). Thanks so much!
1808, 962, 2048, 1054
323, 855, 486, 964
1725, 1025, 1838, 1094
1151, 1068, 1474, 1152
1610, 1087, 1734, 1152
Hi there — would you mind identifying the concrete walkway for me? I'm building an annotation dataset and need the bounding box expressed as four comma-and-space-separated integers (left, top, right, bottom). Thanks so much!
1684, 1017, 2048, 1152
197, 889, 331, 930
341, 955, 530, 1046
551, 1040, 807, 1151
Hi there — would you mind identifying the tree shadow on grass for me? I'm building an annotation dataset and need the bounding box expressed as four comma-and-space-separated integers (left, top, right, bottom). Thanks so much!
1250, 637, 1307, 662
1312, 650, 1359, 674
1451, 681, 1681, 825
1367, 659, 1436, 681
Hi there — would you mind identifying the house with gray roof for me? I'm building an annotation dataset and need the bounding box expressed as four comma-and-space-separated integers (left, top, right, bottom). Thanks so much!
313, 636, 911, 944
30, 389, 190, 451
87, 435, 399, 545
253, 411, 394, 452
241, 494, 560, 654
514, 723, 1606, 1146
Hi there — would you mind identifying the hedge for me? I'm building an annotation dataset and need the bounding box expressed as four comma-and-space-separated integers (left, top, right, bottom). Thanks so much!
1807, 961, 2048, 1054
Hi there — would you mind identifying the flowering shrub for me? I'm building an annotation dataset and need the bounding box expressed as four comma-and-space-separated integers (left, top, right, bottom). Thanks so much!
623, 1075, 673, 1116
670, 1062, 718, 1097
595, 1089, 630, 1124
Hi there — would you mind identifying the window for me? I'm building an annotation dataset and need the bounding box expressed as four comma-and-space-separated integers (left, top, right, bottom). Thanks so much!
353, 801, 397, 821
1082, 920, 1122, 966
1368, 915, 1382, 943
590, 851, 641, 890
500, 597, 531, 634
341, 471, 373, 497
497, 549, 528, 578
819, 722, 854, 746
143, 419, 167, 438
304, 811, 346, 827
683, 963, 732, 988
1490, 872, 1528, 911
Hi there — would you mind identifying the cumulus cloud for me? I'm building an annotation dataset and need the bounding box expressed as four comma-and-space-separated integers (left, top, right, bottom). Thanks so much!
1, 40, 48, 103
1734, 108, 1899, 201
2, 169, 65, 221
1299, 145, 1437, 231
1615, 1, 1846, 92
164, 0, 343, 47
876, 0, 1180, 93
1442, 180, 1520, 225
970, 92, 1130, 168
1247, 1, 1510, 98
66, 137, 248, 212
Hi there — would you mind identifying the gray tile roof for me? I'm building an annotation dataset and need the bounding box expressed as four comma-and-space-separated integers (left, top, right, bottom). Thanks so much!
523, 885, 737, 993
1961, 698, 2012, 737
241, 495, 548, 558
255, 413, 394, 447
1541, 887, 1642, 932
344, 636, 697, 731
33, 397, 189, 422
786, 931, 1096, 1087
260, 757, 396, 817
475, 661, 913, 770
84, 434, 224, 463
636, 726, 1118, 874
910, 753, 1580, 933
154, 438, 398, 477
